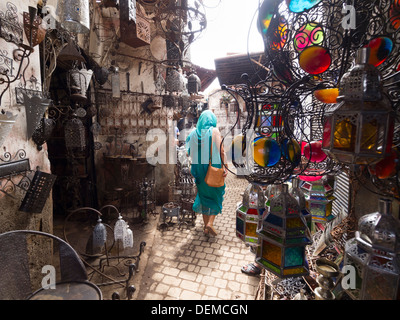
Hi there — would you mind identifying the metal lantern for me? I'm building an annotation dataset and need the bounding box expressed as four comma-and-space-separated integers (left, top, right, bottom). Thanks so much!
68, 66, 93, 102
343, 199, 400, 300
187, 72, 201, 94
236, 183, 266, 246
64, 118, 86, 150
58, 0, 90, 34
322, 47, 394, 165
165, 68, 185, 93
22, 93, 51, 140
290, 178, 312, 230
256, 184, 312, 278
32, 118, 56, 150
23, 7, 46, 48
301, 178, 336, 224
93, 216, 107, 251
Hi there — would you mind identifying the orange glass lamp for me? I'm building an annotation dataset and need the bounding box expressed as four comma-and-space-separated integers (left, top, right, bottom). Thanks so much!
256, 184, 312, 278
236, 183, 266, 246
322, 47, 394, 165
301, 178, 336, 223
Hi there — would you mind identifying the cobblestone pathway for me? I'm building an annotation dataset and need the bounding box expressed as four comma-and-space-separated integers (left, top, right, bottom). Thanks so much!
136, 173, 259, 300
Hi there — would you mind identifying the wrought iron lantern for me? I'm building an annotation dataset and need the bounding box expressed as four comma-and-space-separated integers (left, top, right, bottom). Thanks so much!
343, 198, 400, 300
23, 6, 45, 49
58, 0, 90, 34
236, 183, 266, 246
301, 177, 335, 224
64, 118, 86, 150
68, 66, 93, 102
322, 47, 394, 165
165, 67, 185, 93
187, 72, 201, 94
256, 184, 312, 278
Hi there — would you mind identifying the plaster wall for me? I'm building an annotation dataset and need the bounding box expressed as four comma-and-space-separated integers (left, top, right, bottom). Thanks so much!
0, 0, 52, 235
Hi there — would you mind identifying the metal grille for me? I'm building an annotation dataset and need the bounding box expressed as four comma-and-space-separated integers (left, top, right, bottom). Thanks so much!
332, 171, 351, 217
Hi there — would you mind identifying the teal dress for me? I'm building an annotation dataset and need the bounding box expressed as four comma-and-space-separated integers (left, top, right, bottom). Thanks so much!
186, 111, 226, 215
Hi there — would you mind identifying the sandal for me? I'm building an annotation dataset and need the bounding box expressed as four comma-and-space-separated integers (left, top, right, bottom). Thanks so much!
241, 263, 261, 276
203, 226, 209, 235
206, 225, 217, 236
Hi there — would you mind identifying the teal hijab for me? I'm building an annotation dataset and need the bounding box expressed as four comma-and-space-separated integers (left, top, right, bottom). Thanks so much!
186, 110, 225, 215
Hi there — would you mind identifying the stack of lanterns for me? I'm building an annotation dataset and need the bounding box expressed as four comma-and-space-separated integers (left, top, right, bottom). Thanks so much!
236, 183, 266, 247
256, 184, 312, 278
343, 199, 400, 300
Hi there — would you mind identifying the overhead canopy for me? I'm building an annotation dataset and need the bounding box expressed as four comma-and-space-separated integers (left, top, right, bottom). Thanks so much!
214, 52, 269, 86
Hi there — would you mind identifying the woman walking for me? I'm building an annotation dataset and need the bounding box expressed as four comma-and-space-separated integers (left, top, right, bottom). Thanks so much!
186, 110, 227, 236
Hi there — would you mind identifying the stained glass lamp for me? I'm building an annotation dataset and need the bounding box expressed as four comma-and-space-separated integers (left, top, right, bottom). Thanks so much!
290, 178, 311, 230
236, 183, 266, 246
301, 178, 336, 223
343, 199, 400, 300
322, 47, 394, 165
256, 184, 312, 278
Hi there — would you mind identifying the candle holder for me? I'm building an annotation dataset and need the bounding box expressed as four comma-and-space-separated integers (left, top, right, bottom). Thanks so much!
314, 258, 340, 300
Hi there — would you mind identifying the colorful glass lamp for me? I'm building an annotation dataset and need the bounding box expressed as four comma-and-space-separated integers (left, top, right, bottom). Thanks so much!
256, 184, 312, 278
322, 47, 394, 165
236, 183, 266, 246
301, 178, 336, 223
290, 178, 312, 230
343, 199, 400, 300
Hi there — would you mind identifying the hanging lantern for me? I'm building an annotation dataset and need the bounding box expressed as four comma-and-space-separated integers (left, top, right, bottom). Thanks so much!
301, 177, 335, 223
236, 183, 266, 246
64, 118, 86, 150
68, 66, 93, 102
93, 216, 107, 251
187, 72, 201, 94
256, 184, 312, 278
322, 47, 394, 165
165, 67, 185, 93
290, 178, 312, 230
343, 199, 400, 300
58, 0, 90, 34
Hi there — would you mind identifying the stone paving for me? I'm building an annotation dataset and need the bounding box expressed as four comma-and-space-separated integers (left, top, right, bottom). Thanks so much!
136, 173, 260, 300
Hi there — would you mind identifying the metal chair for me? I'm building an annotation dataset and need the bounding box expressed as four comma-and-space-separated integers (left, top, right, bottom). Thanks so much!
0, 230, 102, 300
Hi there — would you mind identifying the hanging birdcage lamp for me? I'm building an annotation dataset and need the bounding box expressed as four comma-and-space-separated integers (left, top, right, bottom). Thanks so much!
322, 47, 394, 165
301, 177, 335, 223
343, 199, 400, 300
58, 0, 90, 34
236, 183, 266, 246
256, 184, 312, 278
32, 117, 56, 150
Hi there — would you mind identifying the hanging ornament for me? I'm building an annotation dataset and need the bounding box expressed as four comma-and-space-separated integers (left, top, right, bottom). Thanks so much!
281, 138, 301, 166
285, 0, 323, 13
299, 46, 331, 75
253, 136, 281, 167
365, 37, 393, 67
93, 216, 107, 251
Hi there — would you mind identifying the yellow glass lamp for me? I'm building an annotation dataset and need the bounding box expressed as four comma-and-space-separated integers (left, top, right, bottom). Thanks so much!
256, 184, 312, 278
322, 47, 394, 165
